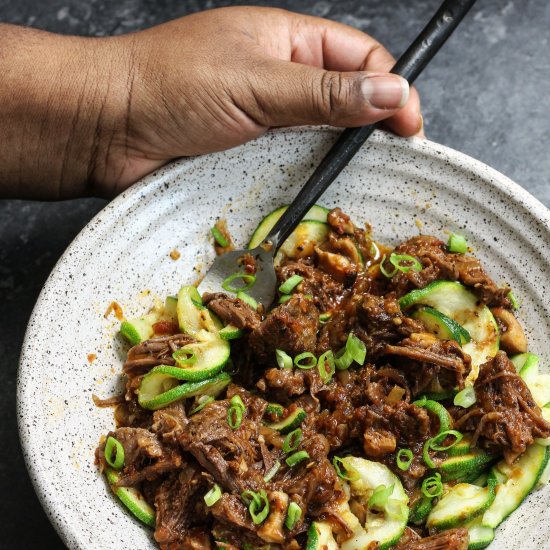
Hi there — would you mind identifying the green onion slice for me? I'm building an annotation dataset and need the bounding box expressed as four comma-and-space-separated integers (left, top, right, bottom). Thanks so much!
413, 398, 452, 434
429, 429, 463, 452
285, 501, 302, 530
332, 456, 359, 481
448, 234, 468, 254
263, 460, 281, 482
454, 386, 476, 408
389, 253, 422, 273
421, 473, 443, 498
189, 395, 214, 415
105, 436, 124, 470
241, 489, 270, 525
227, 404, 244, 430
172, 348, 197, 365
368, 484, 394, 509
275, 349, 293, 369
285, 451, 310, 467
294, 352, 317, 370
278, 294, 293, 304
237, 291, 258, 310
319, 312, 332, 323
283, 428, 303, 453
204, 484, 222, 507
346, 333, 366, 365
318, 350, 335, 383
423, 439, 437, 469
334, 347, 353, 370
265, 403, 284, 417
221, 272, 256, 293
230, 394, 245, 410
379, 254, 398, 278
508, 291, 519, 310
211, 226, 229, 248
278, 275, 304, 294
396, 448, 414, 471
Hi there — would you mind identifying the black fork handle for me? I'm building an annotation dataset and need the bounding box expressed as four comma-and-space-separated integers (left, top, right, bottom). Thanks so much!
265, 0, 477, 250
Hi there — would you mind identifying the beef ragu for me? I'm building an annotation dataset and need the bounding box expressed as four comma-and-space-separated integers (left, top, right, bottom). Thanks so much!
96, 207, 550, 550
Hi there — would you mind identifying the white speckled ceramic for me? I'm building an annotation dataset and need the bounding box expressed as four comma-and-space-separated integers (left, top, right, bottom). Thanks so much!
18, 128, 550, 549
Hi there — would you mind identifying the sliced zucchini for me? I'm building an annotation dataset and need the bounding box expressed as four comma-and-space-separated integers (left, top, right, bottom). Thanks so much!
426, 474, 496, 530
219, 324, 244, 340
248, 204, 329, 249
399, 281, 499, 384
164, 295, 178, 322
120, 318, 155, 346
305, 521, 338, 550
105, 468, 155, 527
177, 285, 221, 335
275, 221, 330, 265
138, 370, 231, 410
511, 353, 550, 409
340, 457, 409, 550
411, 306, 471, 345
265, 408, 306, 434
265, 403, 284, 417
447, 435, 472, 457
482, 443, 549, 528
439, 450, 497, 482
409, 495, 433, 525
464, 516, 494, 550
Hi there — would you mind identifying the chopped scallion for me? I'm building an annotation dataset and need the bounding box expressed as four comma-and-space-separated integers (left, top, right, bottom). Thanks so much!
285, 451, 310, 467
237, 291, 258, 310
278, 294, 292, 304
275, 349, 293, 369
396, 448, 414, 471
285, 501, 302, 530
221, 272, 256, 293
454, 386, 477, 408
334, 347, 353, 370
172, 348, 197, 365
429, 429, 463, 451
448, 233, 468, 254
389, 253, 423, 273
204, 484, 222, 506
319, 312, 332, 323
104, 436, 124, 470
422, 439, 437, 469
508, 290, 519, 310
278, 275, 304, 295
189, 395, 214, 415
421, 473, 443, 498
318, 350, 335, 383
293, 352, 317, 370
346, 333, 366, 365
241, 489, 269, 525
332, 456, 359, 481
227, 396, 245, 430
379, 254, 398, 278
282, 428, 302, 453
211, 226, 229, 248
368, 484, 394, 509
263, 460, 281, 482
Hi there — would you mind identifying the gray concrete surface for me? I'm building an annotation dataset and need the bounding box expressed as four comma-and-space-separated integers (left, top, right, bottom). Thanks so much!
1, 0, 548, 548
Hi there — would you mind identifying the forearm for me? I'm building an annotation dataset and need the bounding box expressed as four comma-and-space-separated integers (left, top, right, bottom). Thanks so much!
0, 24, 128, 199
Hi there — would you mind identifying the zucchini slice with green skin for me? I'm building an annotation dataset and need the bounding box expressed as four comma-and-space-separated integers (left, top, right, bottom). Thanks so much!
138, 370, 231, 410
248, 204, 329, 249
464, 516, 495, 550
340, 457, 409, 550
447, 435, 472, 457
409, 495, 433, 525
511, 353, 550, 409
120, 318, 155, 346
105, 468, 155, 527
265, 403, 284, 416
426, 473, 496, 531
164, 295, 178, 322
218, 324, 244, 340
411, 306, 471, 345
439, 450, 497, 482
482, 443, 550, 528
274, 220, 330, 265
399, 281, 499, 384
177, 286, 221, 335
265, 408, 306, 434
305, 521, 338, 550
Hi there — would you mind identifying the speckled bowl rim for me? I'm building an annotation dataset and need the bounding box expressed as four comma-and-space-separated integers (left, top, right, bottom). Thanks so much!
17, 127, 550, 549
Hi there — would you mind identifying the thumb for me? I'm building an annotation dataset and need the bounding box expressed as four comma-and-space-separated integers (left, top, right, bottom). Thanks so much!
244, 60, 409, 128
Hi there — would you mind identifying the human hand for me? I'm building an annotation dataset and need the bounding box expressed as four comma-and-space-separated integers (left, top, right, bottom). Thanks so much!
0, 7, 422, 199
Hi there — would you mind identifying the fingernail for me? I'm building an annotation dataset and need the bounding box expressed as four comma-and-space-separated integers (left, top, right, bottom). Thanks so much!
415, 114, 426, 138
362, 74, 409, 110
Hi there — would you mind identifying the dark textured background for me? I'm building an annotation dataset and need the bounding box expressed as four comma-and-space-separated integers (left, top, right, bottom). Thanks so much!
1, 0, 548, 548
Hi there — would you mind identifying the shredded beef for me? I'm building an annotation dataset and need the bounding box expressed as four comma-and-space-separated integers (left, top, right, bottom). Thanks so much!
454, 351, 550, 463
249, 295, 319, 363
202, 292, 261, 330
388, 235, 511, 307
396, 527, 469, 549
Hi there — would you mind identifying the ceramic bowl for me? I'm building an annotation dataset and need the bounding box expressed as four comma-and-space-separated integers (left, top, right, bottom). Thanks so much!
18, 128, 550, 549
